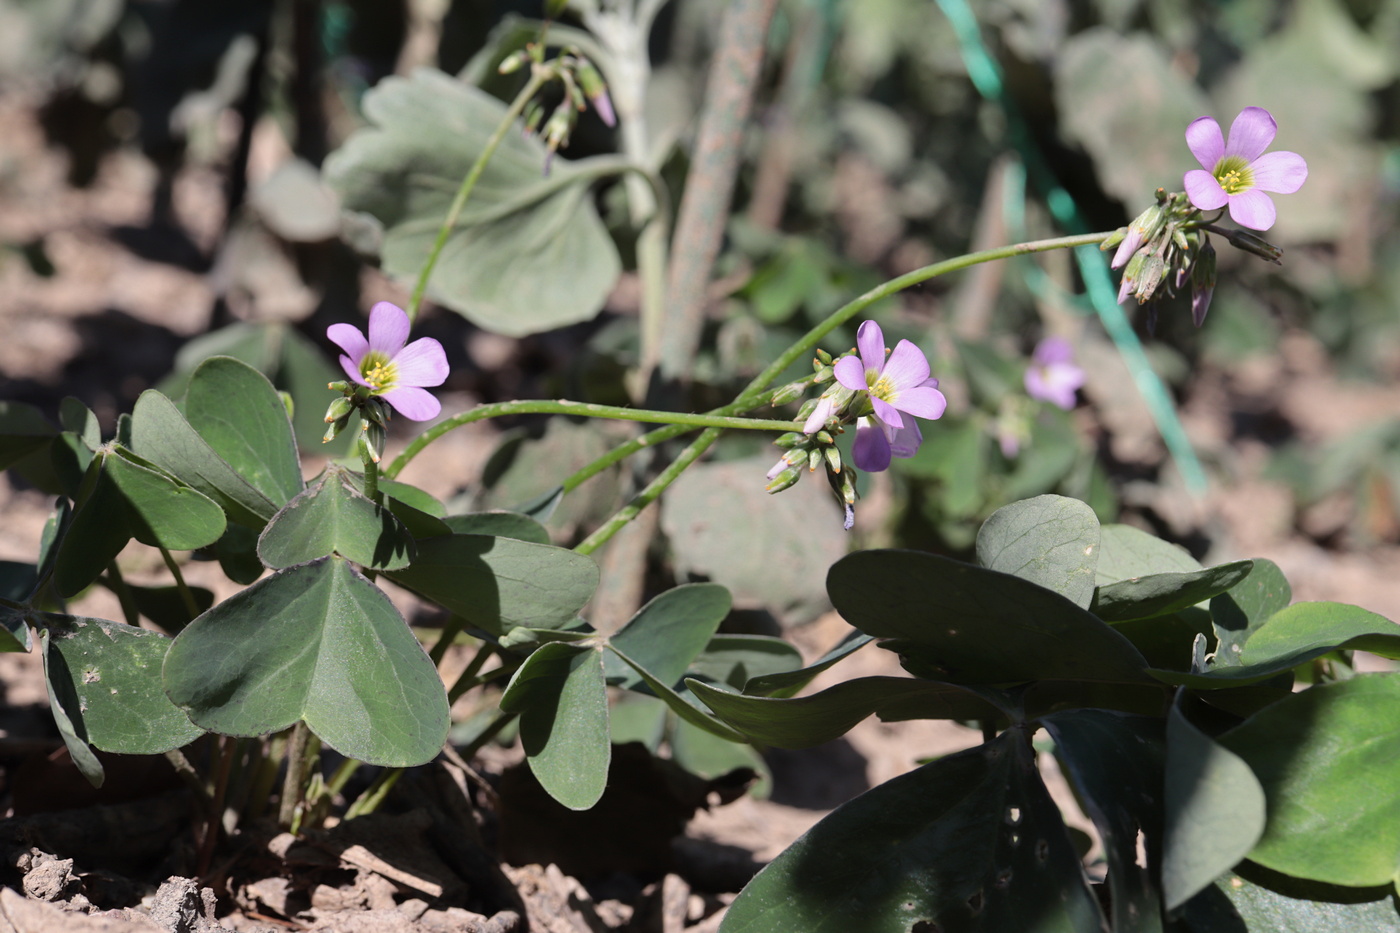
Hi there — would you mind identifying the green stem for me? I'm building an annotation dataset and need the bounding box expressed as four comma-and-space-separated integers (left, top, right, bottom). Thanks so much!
344, 767, 403, 820
444, 642, 494, 696
159, 547, 200, 623
384, 401, 798, 479
448, 656, 513, 705
428, 616, 468, 666
404, 70, 549, 324
362, 447, 381, 505
278, 721, 311, 829
105, 562, 141, 627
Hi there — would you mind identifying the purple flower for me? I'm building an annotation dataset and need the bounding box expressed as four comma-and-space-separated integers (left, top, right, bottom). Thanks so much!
832, 321, 946, 472
327, 302, 450, 421
1183, 107, 1307, 231
1024, 337, 1085, 411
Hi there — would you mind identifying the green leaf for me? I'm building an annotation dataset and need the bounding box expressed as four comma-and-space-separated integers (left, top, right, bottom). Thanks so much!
324, 69, 621, 337
739, 630, 868, 698
975, 495, 1101, 609
1091, 560, 1255, 623
53, 454, 131, 598
184, 356, 303, 508
43, 613, 205, 754
1211, 559, 1292, 668
40, 627, 104, 788
1044, 710, 1165, 933
386, 533, 598, 635
613, 647, 747, 743
130, 390, 278, 527
105, 448, 227, 550
1219, 674, 1400, 887
58, 397, 100, 449
608, 584, 731, 689
687, 676, 1002, 748
378, 478, 446, 517
828, 550, 1151, 685
444, 511, 551, 545
257, 465, 416, 571
719, 732, 1104, 932
128, 582, 215, 631
0, 401, 56, 470
1162, 699, 1266, 911
499, 642, 610, 810
214, 523, 264, 585
1149, 602, 1400, 689
1175, 867, 1400, 932
670, 717, 771, 799
0, 596, 29, 652
164, 557, 449, 766
1110, 607, 1217, 673
1095, 523, 1201, 584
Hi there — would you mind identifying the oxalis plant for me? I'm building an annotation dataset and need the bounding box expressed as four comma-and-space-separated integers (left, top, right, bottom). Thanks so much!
0, 5, 1396, 930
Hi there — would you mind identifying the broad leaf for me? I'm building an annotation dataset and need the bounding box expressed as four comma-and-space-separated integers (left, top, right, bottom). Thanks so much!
130, 390, 278, 527
720, 731, 1104, 932
444, 511, 551, 545
499, 642, 609, 810
42, 613, 205, 754
1045, 710, 1165, 933
829, 549, 1151, 685
40, 627, 104, 788
1091, 560, 1254, 623
1095, 523, 1201, 584
613, 647, 747, 743
1219, 674, 1400, 887
609, 584, 731, 689
0, 401, 56, 470
128, 582, 216, 631
164, 557, 449, 767
740, 630, 869, 698
184, 356, 303, 508
687, 676, 1003, 748
1175, 868, 1400, 931
105, 448, 226, 550
387, 533, 598, 635
258, 465, 416, 571
53, 454, 131, 597
1162, 699, 1266, 911
324, 69, 622, 336
1211, 559, 1292, 668
975, 495, 1101, 609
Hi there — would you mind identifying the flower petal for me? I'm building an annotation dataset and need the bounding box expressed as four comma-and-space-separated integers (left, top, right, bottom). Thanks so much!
367, 301, 410, 354
339, 355, 369, 387
1249, 150, 1307, 194
1227, 188, 1277, 231
855, 320, 886, 373
1033, 337, 1073, 366
1184, 170, 1228, 211
1111, 227, 1143, 269
1185, 116, 1224, 170
393, 337, 450, 388
881, 340, 932, 391
886, 420, 922, 459
1224, 106, 1276, 163
891, 384, 947, 421
852, 421, 891, 472
1117, 273, 1134, 305
327, 323, 369, 362
803, 396, 835, 434
834, 355, 868, 392
1191, 283, 1214, 328
381, 385, 441, 421
871, 397, 904, 429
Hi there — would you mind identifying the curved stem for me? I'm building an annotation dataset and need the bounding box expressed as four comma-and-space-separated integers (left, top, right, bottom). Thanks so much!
384, 401, 798, 479
159, 547, 200, 623
405, 70, 549, 324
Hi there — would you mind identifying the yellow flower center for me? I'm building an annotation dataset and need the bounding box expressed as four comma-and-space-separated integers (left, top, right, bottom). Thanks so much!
868, 371, 895, 401
1212, 155, 1253, 195
360, 351, 398, 392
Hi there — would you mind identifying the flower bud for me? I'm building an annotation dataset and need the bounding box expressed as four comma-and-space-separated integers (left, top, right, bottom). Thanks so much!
770, 379, 809, 407
773, 432, 806, 449
811, 364, 834, 384
814, 348, 834, 366
824, 446, 842, 474
498, 50, 531, 74
361, 420, 386, 464
807, 448, 823, 472
322, 413, 351, 444
522, 99, 546, 138
1135, 255, 1167, 304
323, 396, 355, 424
327, 380, 351, 393
1191, 238, 1217, 327
1224, 228, 1283, 265
765, 466, 801, 493
576, 59, 616, 128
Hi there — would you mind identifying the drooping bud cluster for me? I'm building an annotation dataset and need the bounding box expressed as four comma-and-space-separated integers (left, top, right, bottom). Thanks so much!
499, 40, 617, 176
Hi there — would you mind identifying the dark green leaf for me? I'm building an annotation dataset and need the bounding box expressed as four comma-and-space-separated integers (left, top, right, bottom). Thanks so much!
975, 495, 1101, 609
1211, 559, 1292, 668
1095, 524, 1201, 584
40, 626, 104, 788
106, 447, 227, 550
0, 401, 56, 471
720, 732, 1104, 932
609, 584, 731, 689
184, 356, 303, 508
687, 676, 1002, 748
1091, 560, 1254, 623
1045, 710, 1165, 933
324, 69, 621, 336
1219, 675, 1400, 887
1162, 699, 1266, 911
614, 648, 747, 742
128, 582, 215, 631
740, 630, 868, 698
258, 465, 416, 571
1175, 868, 1400, 932
670, 717, 770, 798
387, 533, 598, 635
164, 557, 449, 766
828, 549, 1151, 685
53, 454, 131, 598
444, 511, 551, 545
214, 523, 264, 585
499, 642, 610, 810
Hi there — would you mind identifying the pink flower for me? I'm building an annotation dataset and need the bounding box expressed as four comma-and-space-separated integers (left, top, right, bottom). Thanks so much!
327, 302, 450, 421
1024, 337, 1085, 411
1183, 107, 1307, 231
833, 321, 946, 472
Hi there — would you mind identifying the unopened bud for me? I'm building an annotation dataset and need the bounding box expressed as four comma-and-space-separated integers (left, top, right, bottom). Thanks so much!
1135, 256, 1167, 303
815, 348, 834, 366
770, 379, 808, 407
322, 413, 351, 444
824, 446, 842, 474
522, 99, 546, 138
323, 396, 354, 424
1225, 228, 1283, 265
812, 364, 834, 384
807, 448, 823, 472
576, 60, 616, 127
765, 466, 801, 493
773, 432, 806, 449
363, 397, 391, 426
815, 430, 835, 446
361, 420, 385, 463
1191, 238, 1217, 327
498, 50, 531, 74
327, 380, 351, 393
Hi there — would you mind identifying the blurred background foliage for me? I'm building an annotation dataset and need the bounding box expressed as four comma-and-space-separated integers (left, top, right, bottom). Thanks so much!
4, 0, 1400, 610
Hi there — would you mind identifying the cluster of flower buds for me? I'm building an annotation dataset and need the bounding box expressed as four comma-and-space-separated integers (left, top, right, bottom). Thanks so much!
323, 384, 392, 463
499, 42, 616, 176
